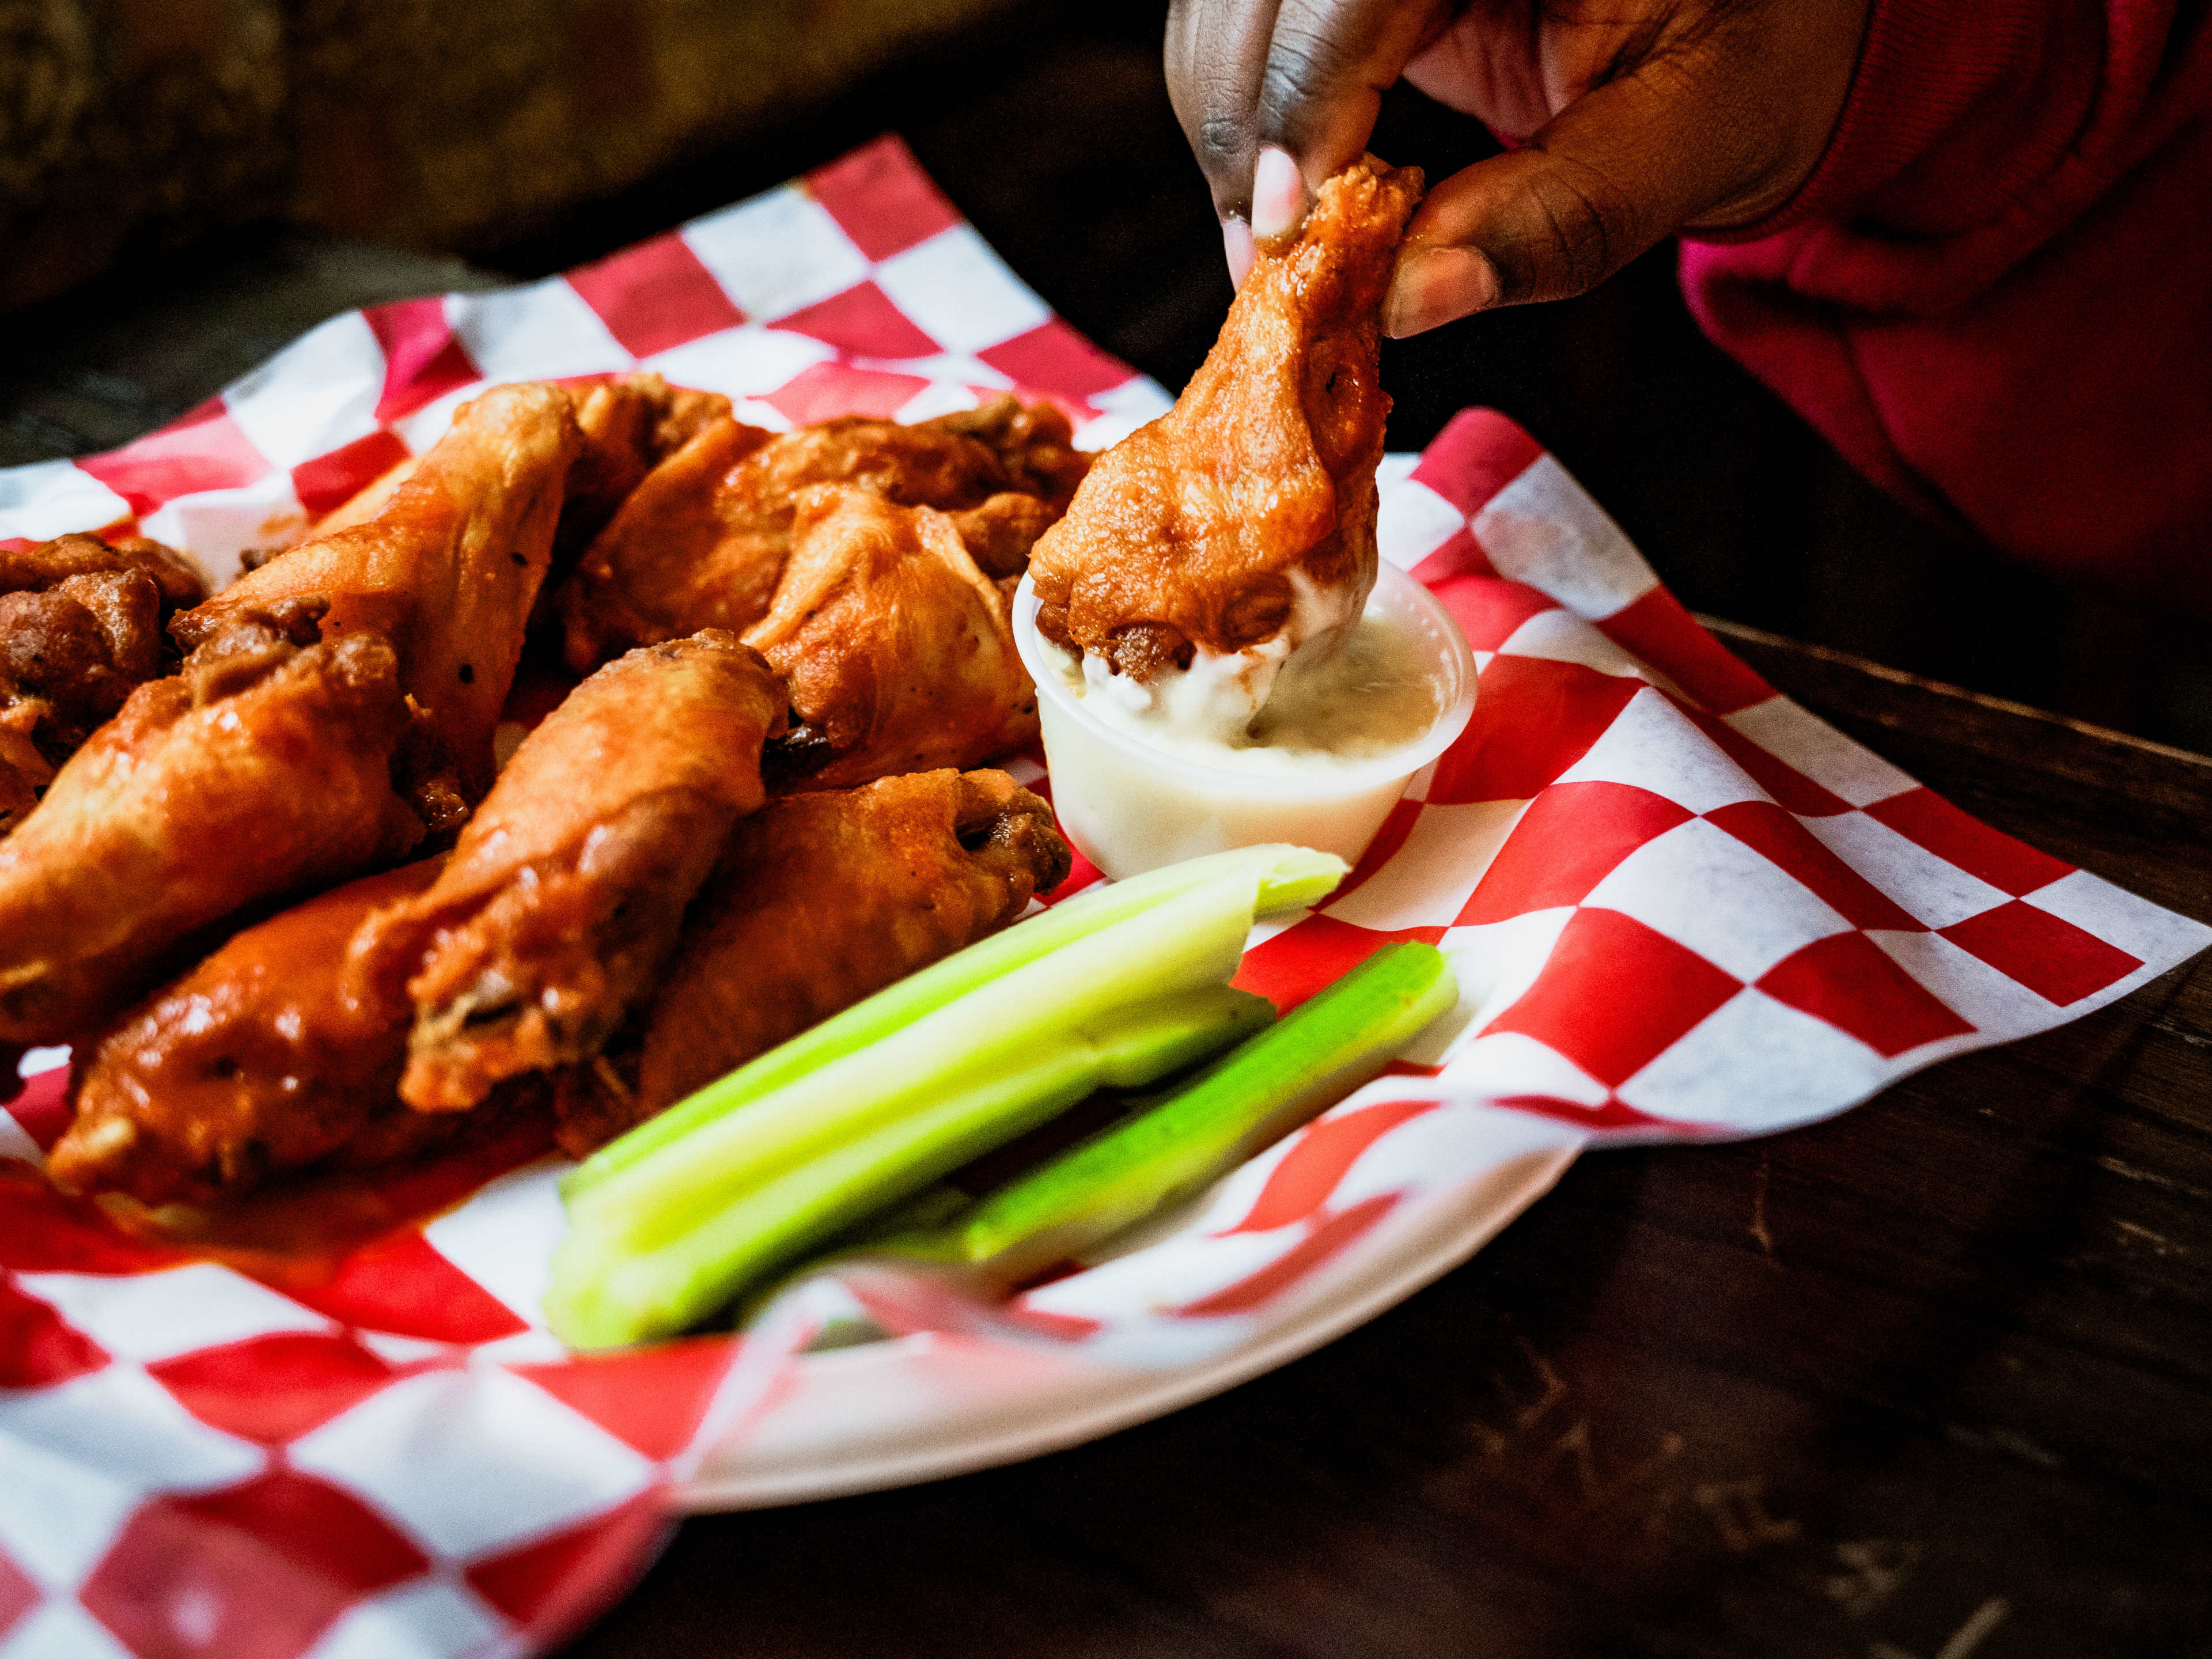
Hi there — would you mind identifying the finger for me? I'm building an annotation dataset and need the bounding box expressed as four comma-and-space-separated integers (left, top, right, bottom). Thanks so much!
1166, 0, 1287, 222
1251, 0, 1447, 194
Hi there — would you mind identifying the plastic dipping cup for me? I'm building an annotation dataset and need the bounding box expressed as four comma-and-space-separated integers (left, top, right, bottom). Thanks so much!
1010, 564, 1477, 881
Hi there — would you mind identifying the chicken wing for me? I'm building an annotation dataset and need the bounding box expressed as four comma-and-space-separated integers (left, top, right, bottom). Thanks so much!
0, 605, 422, 1046
47, 858, 452, 1205
556, 767, 1070, 1153
559, 394, 1088, 670
174, 380, 583, 801
347, 629, 784, 1113
2, 535, 206, 835
745, 484, 1037, 791
1028, 158, 1421, 732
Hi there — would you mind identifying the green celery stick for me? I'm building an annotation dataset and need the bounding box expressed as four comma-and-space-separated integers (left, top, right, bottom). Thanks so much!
564, 843, 1344, 1198
566, 860, 1320, 1255
547, 986, 1275, 1348
887, 941, 1458, 1288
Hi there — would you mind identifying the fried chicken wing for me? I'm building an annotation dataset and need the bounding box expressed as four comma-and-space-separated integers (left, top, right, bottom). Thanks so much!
555, 767, 1070, 1153
347, 630, 784, 1113
175, 381, 583, 800
746, 484, 1037, 791
1028, 158, 1421, 730
1, 535, 206, 835
0, 607, 423, 1046
559, 395, 1088, 670
47, 858, 451, 1205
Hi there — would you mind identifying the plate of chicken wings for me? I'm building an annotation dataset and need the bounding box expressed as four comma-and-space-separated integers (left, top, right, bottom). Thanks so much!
1, 376, 1108, 1219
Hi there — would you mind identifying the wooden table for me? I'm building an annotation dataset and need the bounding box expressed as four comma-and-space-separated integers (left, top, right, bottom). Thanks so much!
562, 630, 2211, 1659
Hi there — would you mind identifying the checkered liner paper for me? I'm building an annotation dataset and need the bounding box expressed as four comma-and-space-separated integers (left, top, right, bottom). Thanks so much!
2, 136, 2205, 1659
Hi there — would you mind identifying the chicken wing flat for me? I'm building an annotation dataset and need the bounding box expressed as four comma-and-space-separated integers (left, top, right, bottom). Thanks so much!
746, 484, 1037, 791
556, 767, 1070, 1153
47, 858, 452, 1205
1028, 159, 1421, 726
559, 394, 1088, 670
0, 606, 422, 1046
347, 630, 784, 1113
175, 381, 583, 800
1, 535, 206, 835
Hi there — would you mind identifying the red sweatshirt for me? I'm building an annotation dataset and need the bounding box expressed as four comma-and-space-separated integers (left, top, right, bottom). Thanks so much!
1677, 0, 2212, 611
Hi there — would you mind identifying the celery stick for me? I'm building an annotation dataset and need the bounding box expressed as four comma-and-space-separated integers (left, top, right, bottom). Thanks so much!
567, 863, 1310, 1255
563, 844, 1343, 1198
892, 942, 1457, 1287
547, 987, 1274, 1348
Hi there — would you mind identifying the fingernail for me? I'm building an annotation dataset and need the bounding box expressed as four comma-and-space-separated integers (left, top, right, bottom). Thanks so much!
1384, 246, 1502, 338
1251, 146, 1305, 241
1222, 218, 1255, 290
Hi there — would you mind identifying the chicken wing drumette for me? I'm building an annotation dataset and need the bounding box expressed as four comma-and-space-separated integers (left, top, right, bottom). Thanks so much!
1027, 158, 1421, 736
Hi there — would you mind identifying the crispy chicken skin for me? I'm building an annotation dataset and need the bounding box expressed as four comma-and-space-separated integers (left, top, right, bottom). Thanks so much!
347, 630, 785, 1113
175, 381, 583, 801
559, 394, 1088, 670
556, 767, 1070, 1153
1028, 158, 1421, 680
747, 484, 1037, 791
0, 607, 423, 1047
47, 858, 452, 1205
0, 533, 205, 608
1, 535, 206, 835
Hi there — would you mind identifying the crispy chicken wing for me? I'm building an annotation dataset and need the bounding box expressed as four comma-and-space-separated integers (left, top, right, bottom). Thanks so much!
559, 394, 1088, 670
1028, 158, 1421, 726
747, 484, 1037, 791
1, 535, 206, 835
175, 381, 583, 801
47, 858, 452, 1205
0, 606, 422, 1046
347, 630, 784, 1113
555, 767, 1070, 1153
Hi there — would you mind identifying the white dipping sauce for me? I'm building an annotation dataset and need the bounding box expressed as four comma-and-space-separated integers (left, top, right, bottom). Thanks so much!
1050, 611, 1442, 774
1013, 566, 1478, 881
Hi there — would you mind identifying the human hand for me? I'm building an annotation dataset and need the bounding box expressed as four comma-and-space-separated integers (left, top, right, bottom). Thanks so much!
1164, 0, 1869, 334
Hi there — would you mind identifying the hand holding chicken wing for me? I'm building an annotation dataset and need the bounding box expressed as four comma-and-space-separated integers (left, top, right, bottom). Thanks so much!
1028, 158, 1420, 734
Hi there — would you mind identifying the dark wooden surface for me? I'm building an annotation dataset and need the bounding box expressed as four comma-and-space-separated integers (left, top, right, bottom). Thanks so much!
5, 14, 2209, 1655
562, 639, 2212, 1659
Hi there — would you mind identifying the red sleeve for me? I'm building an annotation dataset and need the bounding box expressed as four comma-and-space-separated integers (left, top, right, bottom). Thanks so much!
1678, 0, 2212, 608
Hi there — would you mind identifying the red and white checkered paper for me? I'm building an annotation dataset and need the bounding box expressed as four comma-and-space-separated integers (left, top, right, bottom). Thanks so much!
2, 136, 2205, 1657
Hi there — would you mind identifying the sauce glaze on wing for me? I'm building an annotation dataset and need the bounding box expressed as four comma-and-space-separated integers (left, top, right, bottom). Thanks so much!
559, 395, 1088, 670
746, 484, 1038, 792
347, 630, 786, 1113
0, 605, 423, 1047
1027, 158, 1421, 681
556, 767, 1070, 1153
